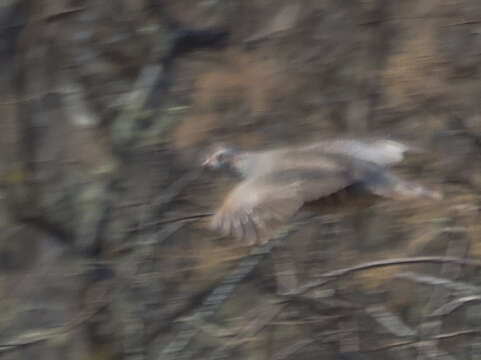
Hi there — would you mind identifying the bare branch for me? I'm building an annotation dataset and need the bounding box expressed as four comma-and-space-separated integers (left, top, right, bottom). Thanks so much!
365, 304, 417, 338
0, 286, 109, 353
285, 256, 481, 296
272, 339, 315, 360
206, 302, 286, 360
320, 256, 481, 278
127, 213, 213, 234
159, 230, 293, 359
395, 271, 480, 294
431, 295, 481, 317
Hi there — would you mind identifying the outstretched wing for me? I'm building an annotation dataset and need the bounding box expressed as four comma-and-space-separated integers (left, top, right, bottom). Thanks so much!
299, 138, 416, 167
210, 167, 353, 242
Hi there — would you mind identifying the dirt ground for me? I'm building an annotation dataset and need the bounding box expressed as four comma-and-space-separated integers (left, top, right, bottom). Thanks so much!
1, 1, 481, 359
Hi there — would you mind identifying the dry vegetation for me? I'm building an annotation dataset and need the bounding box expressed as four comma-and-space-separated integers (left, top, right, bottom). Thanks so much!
1, 0, 481, 359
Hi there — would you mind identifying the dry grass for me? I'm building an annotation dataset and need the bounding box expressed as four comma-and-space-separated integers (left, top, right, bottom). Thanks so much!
172, 113, 219, 149
383, 26, 446, 107
171, 50, 284, 148
193, 51, 283, 114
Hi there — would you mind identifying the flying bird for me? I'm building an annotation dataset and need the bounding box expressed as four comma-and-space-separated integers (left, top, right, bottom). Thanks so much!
202, 139, 441, 244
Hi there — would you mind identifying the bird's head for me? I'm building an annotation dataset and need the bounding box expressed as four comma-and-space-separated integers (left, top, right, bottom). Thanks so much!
201, 144, 237, 171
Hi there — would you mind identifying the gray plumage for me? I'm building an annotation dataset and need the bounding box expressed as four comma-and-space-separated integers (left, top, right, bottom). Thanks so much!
202, 139, 441, 243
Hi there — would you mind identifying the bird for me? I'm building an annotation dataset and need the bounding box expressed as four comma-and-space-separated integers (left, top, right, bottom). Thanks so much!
202, 138, 441, 244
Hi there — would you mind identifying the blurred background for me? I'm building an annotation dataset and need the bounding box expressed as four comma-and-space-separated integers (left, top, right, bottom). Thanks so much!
1, 0, 481, 359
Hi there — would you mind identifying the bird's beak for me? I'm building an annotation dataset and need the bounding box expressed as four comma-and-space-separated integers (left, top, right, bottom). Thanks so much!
202, 157, 212, 167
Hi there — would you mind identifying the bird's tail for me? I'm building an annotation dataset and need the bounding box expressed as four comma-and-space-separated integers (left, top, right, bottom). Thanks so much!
391, 181, 443, 200
365, 172, 442, 200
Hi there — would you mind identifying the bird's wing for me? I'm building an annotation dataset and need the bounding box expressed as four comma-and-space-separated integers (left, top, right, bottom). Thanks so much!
210, 166, 354, 241
299, 138, 414, 167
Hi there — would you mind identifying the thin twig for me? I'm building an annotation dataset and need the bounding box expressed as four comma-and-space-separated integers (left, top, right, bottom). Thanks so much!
207, 302, 285, 360
112, 65, 162, 147
0, 285, 110, 352
272, 339, 316, 360
285, 256, 481, 296
431, 295, 481, 317
159, 230, 294, 359
364, 328, 481, 353
434, 328, 481, 339
127, 213, 213, 233
395, 271, 480, 294
365, 304, 417, 338
416, 228, 468, 360
338, 318, 360, 354
320, 256, 481, 278
126, 170, 203, 236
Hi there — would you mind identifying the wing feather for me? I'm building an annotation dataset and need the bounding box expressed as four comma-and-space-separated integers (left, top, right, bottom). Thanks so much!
292, 139, 412, 167
210, 168, 353, 242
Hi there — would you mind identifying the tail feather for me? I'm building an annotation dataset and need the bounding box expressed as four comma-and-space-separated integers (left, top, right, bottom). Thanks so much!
365, 172, 442, 200
391, 181, 443, 200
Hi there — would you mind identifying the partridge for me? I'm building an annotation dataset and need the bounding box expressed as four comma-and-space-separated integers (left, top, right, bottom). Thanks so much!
202, 139, 441, 243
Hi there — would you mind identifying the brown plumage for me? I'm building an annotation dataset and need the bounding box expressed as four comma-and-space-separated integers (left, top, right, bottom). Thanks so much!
202, 139, 441, 244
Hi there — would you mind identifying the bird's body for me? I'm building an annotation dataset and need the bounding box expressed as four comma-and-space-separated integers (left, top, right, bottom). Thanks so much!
202, 139, 440, 244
